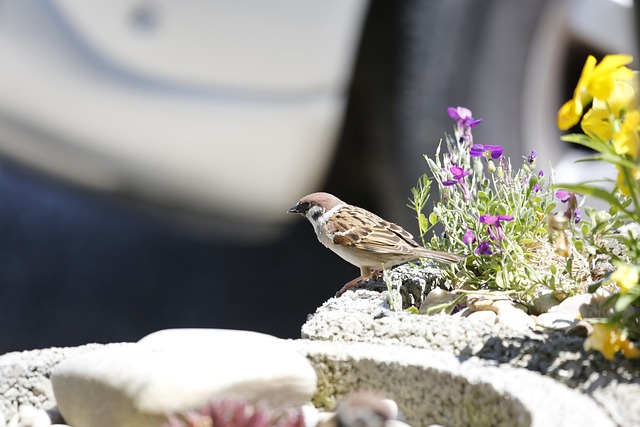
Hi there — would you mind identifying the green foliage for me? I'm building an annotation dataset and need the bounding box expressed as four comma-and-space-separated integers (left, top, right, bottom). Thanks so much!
552, 54, 640, 359
410, 130, 573, 305
408, 53, 640, 360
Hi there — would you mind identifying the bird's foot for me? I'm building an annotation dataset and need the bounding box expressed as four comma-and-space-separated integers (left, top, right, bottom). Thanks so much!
370, 269, 383, 281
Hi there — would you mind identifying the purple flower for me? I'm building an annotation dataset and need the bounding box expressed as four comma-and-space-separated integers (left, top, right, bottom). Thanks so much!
556, 190, 581, 223
463, 228, 476, 245
447, 107, 483, 128
442, 166, 470, 186
470, 144, 504, 160
474, 241, 493, 255
526, 150, 537, 163
531, 170, 544, 192
448, 106, 482, 147
442, 165, 472, 200
479, 214, 513, 241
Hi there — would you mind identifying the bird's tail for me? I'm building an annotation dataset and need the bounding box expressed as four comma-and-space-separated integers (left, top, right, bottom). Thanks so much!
416, 248, 466, 264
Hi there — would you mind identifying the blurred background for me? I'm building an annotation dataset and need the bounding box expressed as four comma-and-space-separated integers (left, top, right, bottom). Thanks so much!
0, 0, 636, 352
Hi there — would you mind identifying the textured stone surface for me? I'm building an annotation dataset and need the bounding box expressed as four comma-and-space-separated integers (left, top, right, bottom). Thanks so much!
0, 343, 126, 422
302, 290, 640, 427
295, 339, 614, 427
51, 329, 316, 427
301, 290, 524, 355
2, 286, 639, 427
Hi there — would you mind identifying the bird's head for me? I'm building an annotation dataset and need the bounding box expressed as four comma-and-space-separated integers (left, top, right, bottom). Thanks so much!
287, 192, 345, 224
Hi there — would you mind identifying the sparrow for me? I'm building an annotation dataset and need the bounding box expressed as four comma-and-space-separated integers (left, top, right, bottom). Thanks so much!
287, 192, 465, 296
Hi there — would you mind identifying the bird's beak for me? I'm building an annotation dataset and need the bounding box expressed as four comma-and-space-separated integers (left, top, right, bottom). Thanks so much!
287, 203, 303, 214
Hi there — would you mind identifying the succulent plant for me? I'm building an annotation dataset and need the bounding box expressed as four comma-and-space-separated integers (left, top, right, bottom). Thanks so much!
164, 398, 305, 427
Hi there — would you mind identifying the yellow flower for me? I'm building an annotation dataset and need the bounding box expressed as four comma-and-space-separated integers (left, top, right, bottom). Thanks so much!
610, 263, 639, 294
581, 81, 636, 141
581, 102, 611, 141
558, 99, 583, 131
589, 54, 634, 99
612, 109, 640, 160
558, 54, 634, 130
584, 322, 640, 360
616, 164, 640, 197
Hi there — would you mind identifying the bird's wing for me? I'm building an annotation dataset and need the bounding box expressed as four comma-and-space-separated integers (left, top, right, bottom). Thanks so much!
326, 205, 419, 255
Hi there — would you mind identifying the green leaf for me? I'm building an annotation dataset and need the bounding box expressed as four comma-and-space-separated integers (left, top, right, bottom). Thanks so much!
419, 213, 430, 232
615, 292, 638, 312
586, 153, 640, 170
581, 223, 590, 235
561, 133, 615, 154
588, 281, 603, 293
429, 212, 438, 225
574, 239, 584, 252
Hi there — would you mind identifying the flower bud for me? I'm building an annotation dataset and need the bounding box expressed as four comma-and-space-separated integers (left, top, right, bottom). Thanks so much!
488, 160, 496, 173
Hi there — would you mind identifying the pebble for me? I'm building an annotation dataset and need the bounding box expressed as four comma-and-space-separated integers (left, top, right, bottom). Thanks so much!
467, 296, 511, 314
531, 292, 560, 314
496, 305, 536, 331
52, 329, 317, 427
315, 392, 408, 427
549, 293, 592, 317
419, 289, 458, 314
536, 312, 578, 330
466, 310, 497, 325
464, 296, 535, 331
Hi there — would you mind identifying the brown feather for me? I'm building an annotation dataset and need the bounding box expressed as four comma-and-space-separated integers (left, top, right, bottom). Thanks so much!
328, 205, 463, 263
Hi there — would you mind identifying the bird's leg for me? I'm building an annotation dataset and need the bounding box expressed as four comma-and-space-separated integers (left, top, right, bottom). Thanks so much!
335, 267, 384, 297
335, 276, 364, 297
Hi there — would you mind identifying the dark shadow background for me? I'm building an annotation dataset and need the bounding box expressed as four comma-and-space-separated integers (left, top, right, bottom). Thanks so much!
0, 161, 354, 352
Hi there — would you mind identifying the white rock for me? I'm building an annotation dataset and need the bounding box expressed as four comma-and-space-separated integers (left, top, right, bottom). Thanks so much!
419, 288, 458, 314
466, 310, 497, 325
492, 299, 527, 313
549, 294, 592, 318
15, 406, 51, 427
52, 329, 317, 427
536, 312, 577, 330
0, 411, 5, 427
495, 306, 536, 331
301, 404, 333, 427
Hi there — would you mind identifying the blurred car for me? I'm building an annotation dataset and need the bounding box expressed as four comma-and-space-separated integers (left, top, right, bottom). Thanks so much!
0, 0, 368, 240
0, 0, 635, 351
